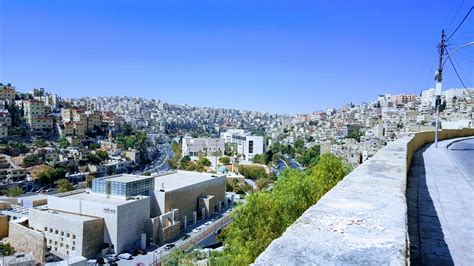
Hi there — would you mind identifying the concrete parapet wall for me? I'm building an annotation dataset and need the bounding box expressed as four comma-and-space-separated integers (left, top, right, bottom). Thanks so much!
255, 128, 474, 265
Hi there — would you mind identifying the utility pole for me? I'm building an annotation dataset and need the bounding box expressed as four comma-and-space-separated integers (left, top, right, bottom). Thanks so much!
434, 30, 446, 148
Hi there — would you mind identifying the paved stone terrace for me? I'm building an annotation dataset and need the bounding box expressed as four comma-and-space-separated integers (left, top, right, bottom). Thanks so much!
407, 137, 474, 265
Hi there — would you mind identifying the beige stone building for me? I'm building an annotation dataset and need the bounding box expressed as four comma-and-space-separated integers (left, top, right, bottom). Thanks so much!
0, 85, 16, 101
23, 100, 53, 134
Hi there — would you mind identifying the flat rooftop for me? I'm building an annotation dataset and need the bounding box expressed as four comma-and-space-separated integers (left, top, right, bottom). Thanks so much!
55, 191, 146, 206
154, 170, 225, 192
96, 174, 152, 183
35, 207, 100, 222
17, 194, 49, 202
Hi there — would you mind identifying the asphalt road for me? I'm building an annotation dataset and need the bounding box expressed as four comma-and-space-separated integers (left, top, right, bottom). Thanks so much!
447, 137, 474, 177
408, 137, 474, 265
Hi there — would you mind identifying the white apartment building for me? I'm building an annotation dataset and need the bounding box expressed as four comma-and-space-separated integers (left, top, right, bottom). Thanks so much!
181, 136, 225, 157
220, 129, 264, 161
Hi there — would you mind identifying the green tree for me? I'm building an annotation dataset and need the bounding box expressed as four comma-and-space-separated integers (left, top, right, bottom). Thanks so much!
23, 154, 43, 166
0, 242, 15, 256
56, 179, 74, 193
252, 154, 269, 165
256, 178, 272, 191
38, 168, 67, 185
3, 186, 23, 197
196, 156, 211, 167
238, 165, 268, 180
296, 145, 321, 167
87, 153, 102, 165
219, 156, 230, 164
347, 129, 363, 142
95, 150, 109, 161
34, 138, 48, 148
59, 137, 69, 148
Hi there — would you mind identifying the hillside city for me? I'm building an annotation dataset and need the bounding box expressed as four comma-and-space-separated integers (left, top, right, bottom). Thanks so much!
0, 80, 472, 265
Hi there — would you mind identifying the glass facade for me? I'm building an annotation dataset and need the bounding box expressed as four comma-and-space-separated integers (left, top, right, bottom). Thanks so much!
92, 175, 154, 198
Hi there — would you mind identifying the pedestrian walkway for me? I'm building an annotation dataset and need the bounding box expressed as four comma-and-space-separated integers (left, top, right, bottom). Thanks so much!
407, 137, 474, 265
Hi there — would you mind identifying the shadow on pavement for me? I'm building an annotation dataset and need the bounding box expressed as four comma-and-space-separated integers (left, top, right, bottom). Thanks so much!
407, 146, 454, 266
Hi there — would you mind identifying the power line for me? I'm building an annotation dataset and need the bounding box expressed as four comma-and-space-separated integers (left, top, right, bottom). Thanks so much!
446, 48, 472, 96
446, 0, 465, 30
447, 6, 474, 41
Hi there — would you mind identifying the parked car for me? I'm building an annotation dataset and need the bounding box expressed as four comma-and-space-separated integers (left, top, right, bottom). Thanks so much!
118, 253, 133, 260
182, 233, 191, 240
127, 249, 139, 256
164, 244, 175, 251
105, 254, 118, 263
214, 229, 222, 235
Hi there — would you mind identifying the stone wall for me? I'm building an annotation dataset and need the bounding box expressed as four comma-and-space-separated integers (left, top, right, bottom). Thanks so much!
0, 215, 8, 239
255, 128, 474, 265
7, 221, 46, 264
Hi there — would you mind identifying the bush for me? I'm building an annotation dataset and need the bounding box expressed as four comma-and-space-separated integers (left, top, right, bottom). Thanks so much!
0, 243, 15, 256
196, 156, 211, 167
56, 179, 74, 193
23, 154, 43, 166
219, 156, 230, 164
252, 154, 269, 165
87, 153, 103, 165
238, 165, 268, 180
95, 149, 109, 161
38, 167, 67, 185
3, 186, 23, 197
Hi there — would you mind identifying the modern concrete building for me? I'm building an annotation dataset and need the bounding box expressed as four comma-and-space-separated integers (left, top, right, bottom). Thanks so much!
151, 171, 227, 226
181, 136, 225, 157
15, 171, 227, 261
220, 129, 264, 161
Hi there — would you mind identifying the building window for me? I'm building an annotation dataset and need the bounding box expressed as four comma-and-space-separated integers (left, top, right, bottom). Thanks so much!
249, 140, 254, 154
55, 230, 58, 234
72, 235, 76, 239
44, 227, 48, 231
72, 246, 75, 251
67, 233, 70, 238
61, 231, 64, 236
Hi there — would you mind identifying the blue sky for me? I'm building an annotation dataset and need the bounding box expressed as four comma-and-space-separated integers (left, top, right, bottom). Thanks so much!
0, 0, 472, 114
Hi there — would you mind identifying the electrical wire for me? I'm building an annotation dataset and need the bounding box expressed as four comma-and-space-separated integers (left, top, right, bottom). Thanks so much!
447, 6, 474, 41
446, 49, 472, 96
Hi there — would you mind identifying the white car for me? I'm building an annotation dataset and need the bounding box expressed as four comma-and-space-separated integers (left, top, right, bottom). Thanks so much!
118, 253, 133, 260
